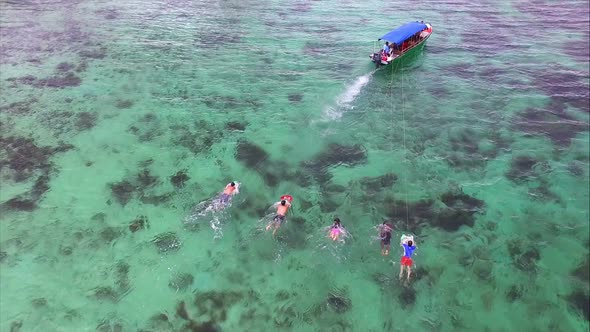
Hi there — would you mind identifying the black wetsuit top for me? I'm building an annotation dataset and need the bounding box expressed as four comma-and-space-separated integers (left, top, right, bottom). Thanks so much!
381, 231, 391, 245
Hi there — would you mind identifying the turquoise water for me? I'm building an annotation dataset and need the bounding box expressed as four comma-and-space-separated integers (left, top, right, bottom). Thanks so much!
1, 0, 589, 331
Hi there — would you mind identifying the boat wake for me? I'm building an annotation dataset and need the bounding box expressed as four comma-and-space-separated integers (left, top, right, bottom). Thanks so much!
320, 70, 376, 121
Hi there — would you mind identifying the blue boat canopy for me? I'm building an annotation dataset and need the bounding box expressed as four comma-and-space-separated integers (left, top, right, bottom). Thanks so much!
379, 22, 427, 45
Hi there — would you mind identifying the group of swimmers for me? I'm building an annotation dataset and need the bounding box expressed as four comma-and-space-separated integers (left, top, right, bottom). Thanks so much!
212, 181, 417, 282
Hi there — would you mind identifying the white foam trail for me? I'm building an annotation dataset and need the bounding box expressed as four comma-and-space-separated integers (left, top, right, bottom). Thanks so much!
321, 71, 375, 121
337, 73, 372, 106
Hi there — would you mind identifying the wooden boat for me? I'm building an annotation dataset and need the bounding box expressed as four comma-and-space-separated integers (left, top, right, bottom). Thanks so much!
369, 21, 432, 67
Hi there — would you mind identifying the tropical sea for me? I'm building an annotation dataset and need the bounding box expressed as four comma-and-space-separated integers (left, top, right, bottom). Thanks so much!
0, 0, 588, 331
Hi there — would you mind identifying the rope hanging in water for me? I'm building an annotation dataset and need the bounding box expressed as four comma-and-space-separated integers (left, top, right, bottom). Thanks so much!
388, 57, 410, 231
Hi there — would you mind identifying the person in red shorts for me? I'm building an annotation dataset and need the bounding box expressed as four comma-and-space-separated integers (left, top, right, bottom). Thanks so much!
399, 239, 416, 282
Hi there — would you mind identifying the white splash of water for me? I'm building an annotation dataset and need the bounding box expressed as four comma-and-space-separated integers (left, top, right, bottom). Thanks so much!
321, 71, 375, 121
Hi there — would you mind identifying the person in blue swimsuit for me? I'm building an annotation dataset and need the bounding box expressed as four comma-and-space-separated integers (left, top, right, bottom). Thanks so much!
399, 239, 416, 282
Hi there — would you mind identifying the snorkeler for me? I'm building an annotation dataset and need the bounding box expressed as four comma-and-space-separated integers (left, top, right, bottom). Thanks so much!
266, 195, 292, 236
399, 235, 417, 282
328, 217, 345, 241
379, 222, 393, 256
219, 181, 239, 205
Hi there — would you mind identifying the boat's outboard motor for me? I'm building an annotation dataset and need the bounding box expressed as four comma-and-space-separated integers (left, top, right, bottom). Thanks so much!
372, 52, 381, 68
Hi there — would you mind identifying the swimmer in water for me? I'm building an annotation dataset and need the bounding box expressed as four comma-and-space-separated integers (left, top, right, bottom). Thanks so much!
266, 199, 291, 236
379, 222, 393, 256
399, 238, 417, 282
328, 217, 344, 241
218, 181, 238, 205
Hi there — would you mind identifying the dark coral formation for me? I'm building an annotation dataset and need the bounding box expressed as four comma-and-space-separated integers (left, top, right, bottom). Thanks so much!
110, 164, 172, 205
507, 239, 541, 273
10, 320, 22, 332
139, 192, 172, 205
532, 66, 590, 113
171, 170, 190, 188
287, 93, 303, 103
433, 209, 476, 231
96, 319, 123, 332
398, 286, 416, 307
31, 174, 50, 198
505, 156, 543, 183
359, 173, 397, 193
202, 95, 241, 109
181, 320, 219, 332
110, 180, 136, 205
0, 99, 36, 115
115, 261, 130, 292
140, 113, 157, 122
444, 128, 505, 169
2, 197, 37, 211
168, 272, 194, 291
99, 227, 123, 243
528, 179, 561, 203
277, 224, 308, 249
571, 254, 589, 287
514, 107, 588, 146
90, 286, 119, 302
144, 313, 173, 331
0, 135, 74, 209
129, 215, 149, 233
14, 73, 82, 88
506, 284, 524, 303
326, 292, 352, 314
384, 188, 486, 232
225, 121, 247, 131
310, 143, 367, 168
75, 112, 97, 130
89, 262, 131, 304
440, 188, 484, 212
566, 289, 589, 321
176, 300, 190, 320
127, 122, 163, 142
194, 290, 243, 323
136, 169, 158, 188
79, 46, 107, 59
152, 232, 182, 253
297, 143, 367, 187
115, 99, 133, 109
0, 136, 55, 181
59, 245, 73, 256
319, 198, 339, 213
56, 62, 75, 72
384, 197, 435, 232
235, 139, 268, 168
91, 212, 106, 222
36, 111, 90, 137
235, 140, 287, 186
174, 121, 223, 155
95, 8, 119, 20
449, 128, 480, 155
31, 298, 48, 308
566, 160, 587, 177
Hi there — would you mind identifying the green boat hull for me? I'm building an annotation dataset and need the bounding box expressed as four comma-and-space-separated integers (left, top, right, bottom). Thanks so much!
371, 34, 430, 70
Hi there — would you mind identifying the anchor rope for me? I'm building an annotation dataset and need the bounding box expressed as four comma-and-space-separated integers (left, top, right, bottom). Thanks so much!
388, 53, 410, 232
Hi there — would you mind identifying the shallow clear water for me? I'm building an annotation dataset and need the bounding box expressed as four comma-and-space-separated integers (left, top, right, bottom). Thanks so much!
1, 0, 589, 331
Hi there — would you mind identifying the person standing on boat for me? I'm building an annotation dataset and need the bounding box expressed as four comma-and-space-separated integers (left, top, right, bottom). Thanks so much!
390, 43, 398, 56
382, 41, 390, 55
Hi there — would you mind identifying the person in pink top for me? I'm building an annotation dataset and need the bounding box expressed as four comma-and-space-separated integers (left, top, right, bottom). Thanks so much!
328, 217, 347, 241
